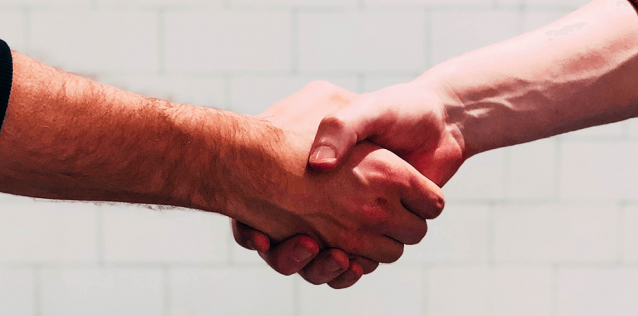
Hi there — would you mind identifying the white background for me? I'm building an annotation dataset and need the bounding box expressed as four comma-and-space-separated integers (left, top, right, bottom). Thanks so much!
1, 0, 637, 315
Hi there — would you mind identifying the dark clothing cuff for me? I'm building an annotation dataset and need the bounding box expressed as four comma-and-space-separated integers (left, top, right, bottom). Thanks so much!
0, 39, 13, 130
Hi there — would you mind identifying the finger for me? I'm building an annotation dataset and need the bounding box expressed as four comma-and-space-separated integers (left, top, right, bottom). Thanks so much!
258, 235, 320, 276
355, 235, 404, 264
401, 166, 446, 220
349, 256, 379, 275
309, 97, 394, 171
328, 260, 364, 290
231, 219, 271, 252
299, 249, 350, 285
382, 203, 429, 245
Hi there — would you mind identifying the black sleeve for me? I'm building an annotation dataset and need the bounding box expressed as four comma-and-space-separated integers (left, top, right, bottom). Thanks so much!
630, 0, 638, 11
0, 39, 13, 130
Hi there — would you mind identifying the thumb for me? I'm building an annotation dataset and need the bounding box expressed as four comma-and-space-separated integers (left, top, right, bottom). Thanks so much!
309, 98, 385, 171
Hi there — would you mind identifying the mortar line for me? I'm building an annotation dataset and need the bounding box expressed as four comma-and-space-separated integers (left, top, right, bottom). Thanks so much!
291, 8, 299, 75
34, 266, 42, 316
158, 9, 166, 75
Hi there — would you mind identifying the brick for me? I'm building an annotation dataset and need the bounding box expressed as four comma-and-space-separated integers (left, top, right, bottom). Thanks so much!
299, 266, 423, 316
0, 193, 37, 205
30, 11, 158, 74
443, 148, 506, 200
526, 0, 592, 8
170, 268, 294, 316
523, 10, 570, 32
97, 74, 226, 108
365, 0, 492, 6
0, 12, 26, 52
362, 75, 418, 93
428, 267, 490, 316
298, 12, 425, 72
507, 139, 556, 200
628, 118, 638, 137
401, 204, 489, 264
232, 0, 357, 7
560, 142, 638, 199
103, 204, 229, 263
165, 12, 291, 72
97, 0, 223, 8
0, 201, 97, 263
563, 123, 624, 139
0, 269, 35, 316
494, 204, 619, 263
428, 267, 553, 316
623, 206, 638, 263
431, 11, 521, 65
0, 0, 90, 8
230, 76, 358, 115
557, 268, 638, 316
493, 268, 552, 316
41, 268, 164, 316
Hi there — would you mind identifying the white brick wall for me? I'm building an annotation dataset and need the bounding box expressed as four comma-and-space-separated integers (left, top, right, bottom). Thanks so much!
40, 268, 165, 316
1, 1, 637, 315
0, 269, 35, 316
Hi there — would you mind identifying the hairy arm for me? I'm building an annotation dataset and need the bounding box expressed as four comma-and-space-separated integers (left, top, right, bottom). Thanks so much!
0, 52, 440, 264
0, 51, 275, 220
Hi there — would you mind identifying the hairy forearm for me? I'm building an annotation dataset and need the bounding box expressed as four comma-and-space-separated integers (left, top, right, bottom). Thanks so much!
417, 0, 638, 156
0, 51, 275, 219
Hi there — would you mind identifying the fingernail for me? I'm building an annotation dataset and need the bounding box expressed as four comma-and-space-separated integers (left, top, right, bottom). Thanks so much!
292, 244, 313, 263
246, 239, 256, 251
311, 146, 337, 163
326, 259, 343, 273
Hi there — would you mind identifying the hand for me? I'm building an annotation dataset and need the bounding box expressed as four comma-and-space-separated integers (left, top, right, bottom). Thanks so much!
309, 78, 467, 186
231, 81, 446, 288
229, 81, 445, 266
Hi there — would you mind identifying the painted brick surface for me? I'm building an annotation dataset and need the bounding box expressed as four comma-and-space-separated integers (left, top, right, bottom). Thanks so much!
623, 206, 638, 263
170, 268, 295, 316
0, 12, 26, 52
0, 269, 35, 316
494, 204, 619, 263
431, 11, 521, 64
506, 139, 557, 200
165, 12, 291, 72
557, 268, 638, 316
102, 204, 230, 263
299, 266, 423, 316
560, 142, 638, 199
30, 11, 159, 74
443, 149, 506, 200
41, 268, 164, 316
298, 12, 426, 72
401, 204, 489, 264
0, 201, 98, 263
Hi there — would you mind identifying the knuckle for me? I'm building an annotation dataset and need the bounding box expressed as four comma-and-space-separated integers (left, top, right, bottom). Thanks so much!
319, 114, 348, 133
430, 191, 446, 219
385, 244, 404, 264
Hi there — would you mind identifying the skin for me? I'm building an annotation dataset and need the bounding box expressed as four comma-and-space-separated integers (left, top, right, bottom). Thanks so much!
235, 0, 638, 288
0, 52, 445, 265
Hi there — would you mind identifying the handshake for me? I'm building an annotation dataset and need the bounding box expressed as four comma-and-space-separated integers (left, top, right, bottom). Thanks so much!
222, 79, 466, 289
3, 0, 637, 292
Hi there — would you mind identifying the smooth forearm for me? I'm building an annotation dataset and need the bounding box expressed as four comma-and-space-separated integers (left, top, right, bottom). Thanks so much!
416, 0, 638, 156
0, 51, 273, 219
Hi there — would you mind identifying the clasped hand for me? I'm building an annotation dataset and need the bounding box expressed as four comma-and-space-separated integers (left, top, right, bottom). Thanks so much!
232, 79, 467, 289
